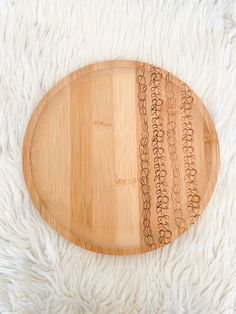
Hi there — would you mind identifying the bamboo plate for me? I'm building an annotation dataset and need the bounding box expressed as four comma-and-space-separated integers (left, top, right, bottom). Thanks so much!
22, 60, 219, 255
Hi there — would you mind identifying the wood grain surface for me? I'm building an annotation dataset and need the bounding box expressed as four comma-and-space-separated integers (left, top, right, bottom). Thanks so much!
22, 60, 220, 255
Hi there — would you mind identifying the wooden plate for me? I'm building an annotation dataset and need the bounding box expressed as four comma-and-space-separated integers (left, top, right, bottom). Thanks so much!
22, 60, 219, 255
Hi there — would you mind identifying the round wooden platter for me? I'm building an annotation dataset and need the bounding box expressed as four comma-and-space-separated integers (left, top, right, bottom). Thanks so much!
22, 60, 220, 255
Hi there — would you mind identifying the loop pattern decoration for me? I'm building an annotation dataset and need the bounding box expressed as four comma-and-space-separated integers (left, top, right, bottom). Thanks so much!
165, 74, 186, 235
180, 83, 201, 224
136, 63, 155, 248
149, 66, 172, 245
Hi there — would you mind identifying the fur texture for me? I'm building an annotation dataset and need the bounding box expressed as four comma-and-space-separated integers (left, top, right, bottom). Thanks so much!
0, 0, 236, 313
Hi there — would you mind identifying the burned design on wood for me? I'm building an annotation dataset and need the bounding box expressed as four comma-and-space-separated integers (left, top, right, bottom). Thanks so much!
165, 74, 186, 235
136, 63, 155, 248
180, 83, 201, 224
150, 66, 172, 245
136, 64, 203, 246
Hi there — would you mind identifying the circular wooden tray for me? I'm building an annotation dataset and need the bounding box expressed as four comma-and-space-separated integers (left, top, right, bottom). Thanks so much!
22, 60, 219, 255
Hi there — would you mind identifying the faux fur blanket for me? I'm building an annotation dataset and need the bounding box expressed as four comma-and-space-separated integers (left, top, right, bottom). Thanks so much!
0, 0, 236, 313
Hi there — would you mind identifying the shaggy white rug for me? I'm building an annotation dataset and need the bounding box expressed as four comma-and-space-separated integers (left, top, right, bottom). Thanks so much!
0, 0, 236, 313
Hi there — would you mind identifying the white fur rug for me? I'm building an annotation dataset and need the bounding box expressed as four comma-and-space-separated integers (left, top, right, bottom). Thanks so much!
0, 0, 236, 313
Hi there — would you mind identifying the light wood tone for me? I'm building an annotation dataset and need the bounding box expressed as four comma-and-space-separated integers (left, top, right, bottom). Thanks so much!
22, 60, 220, 255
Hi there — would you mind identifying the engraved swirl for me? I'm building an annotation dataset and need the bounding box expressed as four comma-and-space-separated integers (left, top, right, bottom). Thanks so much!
165, 74, 186, 234
136, 63, 155, 248
180, 83, 201, 224
149, 66, 172, 245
